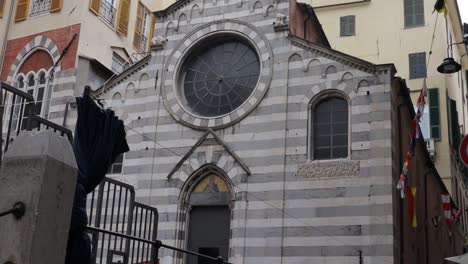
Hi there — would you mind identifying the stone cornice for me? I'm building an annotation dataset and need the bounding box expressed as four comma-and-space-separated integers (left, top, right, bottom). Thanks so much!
93, 55, 151, 95
288, 34, 395, 75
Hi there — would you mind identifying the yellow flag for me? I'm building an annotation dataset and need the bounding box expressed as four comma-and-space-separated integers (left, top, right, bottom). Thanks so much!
434, 0, 448, 16
411, 187, 417, 228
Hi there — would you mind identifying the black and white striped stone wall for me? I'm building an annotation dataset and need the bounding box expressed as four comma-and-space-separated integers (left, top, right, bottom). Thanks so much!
99, 0, 397, 263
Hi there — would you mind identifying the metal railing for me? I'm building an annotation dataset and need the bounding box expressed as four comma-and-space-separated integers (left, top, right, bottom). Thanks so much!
87, 178, 136, 264
100, 0, 117, 27
140, 36, 149, 52
86, 177, 230, 264
0, 81, 73, 157
30, 0, 51, 16
87, 177, 161, 264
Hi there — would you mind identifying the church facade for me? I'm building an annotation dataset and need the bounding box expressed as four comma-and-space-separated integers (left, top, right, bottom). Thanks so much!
98, 0, 398, 263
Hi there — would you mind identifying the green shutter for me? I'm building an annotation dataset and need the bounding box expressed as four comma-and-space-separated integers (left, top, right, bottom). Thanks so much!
428, 88, 441, 141
340, 17, 345, 36
340, 16, 355, 37
349, 16, 355, 36
449, 99, 460, 152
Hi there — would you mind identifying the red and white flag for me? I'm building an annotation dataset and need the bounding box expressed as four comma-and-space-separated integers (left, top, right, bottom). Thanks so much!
442, 192, 452, 225
416, 80, 427, 119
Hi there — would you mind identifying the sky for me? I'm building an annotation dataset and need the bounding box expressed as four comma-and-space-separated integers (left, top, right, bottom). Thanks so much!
458, 0, 468, 23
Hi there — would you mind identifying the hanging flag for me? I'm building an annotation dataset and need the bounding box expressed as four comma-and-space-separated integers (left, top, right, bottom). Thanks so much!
442, 192, 452, 225
397, 173, 407, 198
411, 118, 418, 139
416, 92, 425, 119
453, 209, 463, 223
422, 79, 427, 98
416, 80, 427, 139
406, 187, 417, 228
396, 79, 427, 199
433, 0, 448, 16
410, 136, 417, 156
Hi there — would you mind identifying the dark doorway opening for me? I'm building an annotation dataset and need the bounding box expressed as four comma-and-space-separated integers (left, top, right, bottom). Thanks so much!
187, 206, 230, 264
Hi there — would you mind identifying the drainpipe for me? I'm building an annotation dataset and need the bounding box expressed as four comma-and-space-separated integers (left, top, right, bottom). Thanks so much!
0, 0, 16, 79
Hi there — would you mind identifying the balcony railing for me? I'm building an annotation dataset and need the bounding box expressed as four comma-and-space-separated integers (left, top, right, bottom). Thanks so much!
100, 0, 117, 27
30, 0, 51, 17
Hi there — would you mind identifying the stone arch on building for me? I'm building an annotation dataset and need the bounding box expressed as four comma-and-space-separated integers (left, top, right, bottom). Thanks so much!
4, 45, 58, 131
174, 164, 234, 264
7, 35, 61, 82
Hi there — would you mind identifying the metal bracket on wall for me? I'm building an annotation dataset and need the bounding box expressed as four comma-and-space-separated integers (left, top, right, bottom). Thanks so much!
0, 202, 26, 219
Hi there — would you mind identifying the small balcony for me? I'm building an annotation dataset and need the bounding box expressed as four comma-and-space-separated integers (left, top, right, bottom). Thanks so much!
99, 0, 117, 27
30, 0, 51, 17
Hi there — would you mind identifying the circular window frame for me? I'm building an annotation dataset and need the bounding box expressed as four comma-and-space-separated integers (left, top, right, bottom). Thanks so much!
162, 20, 273, 130
177, 34, 261, 118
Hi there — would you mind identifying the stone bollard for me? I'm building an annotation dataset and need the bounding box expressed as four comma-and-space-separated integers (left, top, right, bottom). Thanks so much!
0, 131, 77, 264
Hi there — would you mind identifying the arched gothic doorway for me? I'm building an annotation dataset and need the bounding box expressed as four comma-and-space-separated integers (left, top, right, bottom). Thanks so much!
177, 165, 233, 264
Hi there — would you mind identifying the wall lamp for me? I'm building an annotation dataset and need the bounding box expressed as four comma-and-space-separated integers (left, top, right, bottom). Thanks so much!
437, 41, 467, 74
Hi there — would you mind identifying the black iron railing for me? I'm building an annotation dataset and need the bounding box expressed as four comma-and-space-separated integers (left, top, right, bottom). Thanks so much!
86, 177, 230, 264
86, 226, 231, 264
0, 81, 73, 157
100, 0, 117, 27
87, 177, 161, 264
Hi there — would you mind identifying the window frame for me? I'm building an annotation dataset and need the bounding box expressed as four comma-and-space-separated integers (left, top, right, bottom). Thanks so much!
4, 68, 54, 132
107, 153, 124, 174
133, 1, 152, 52
29, 0, 52, 17
340, 15, 356, 37
98, 0, 119, 28
0, 0, 5, 18
409, 52, 427, 79
111, 52, 127, 73
308, 90, 351, 161
404, 0, 425, 28
428, 88, 441, 141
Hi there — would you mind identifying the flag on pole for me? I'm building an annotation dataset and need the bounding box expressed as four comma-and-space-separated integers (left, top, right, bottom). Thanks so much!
433, 0, 448, 16
442, 192, 452, 225
406, 187, 417, 228
397, 173, 407, 198
453, 209, 463, 223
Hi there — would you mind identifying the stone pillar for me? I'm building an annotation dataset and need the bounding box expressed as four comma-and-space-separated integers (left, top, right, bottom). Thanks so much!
0, 131, 77, 264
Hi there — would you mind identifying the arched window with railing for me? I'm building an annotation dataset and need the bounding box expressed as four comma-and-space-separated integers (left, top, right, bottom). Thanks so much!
4, 50, 55, 132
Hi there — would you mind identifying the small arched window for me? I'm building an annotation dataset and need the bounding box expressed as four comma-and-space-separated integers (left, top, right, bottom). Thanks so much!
312, 96, 349, 160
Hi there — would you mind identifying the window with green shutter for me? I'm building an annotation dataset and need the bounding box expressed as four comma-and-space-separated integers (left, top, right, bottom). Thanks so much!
340, 16, 355, 37
409, 52, 427, 79
404, 0, 425, 28
448, 98, 460, 151
428, 88, 441, 141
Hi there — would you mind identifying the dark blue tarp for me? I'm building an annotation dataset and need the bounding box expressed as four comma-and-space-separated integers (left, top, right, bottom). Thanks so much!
66, 94, 129, 264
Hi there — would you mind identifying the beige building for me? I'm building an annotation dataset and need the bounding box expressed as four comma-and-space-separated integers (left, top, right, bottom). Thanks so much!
0, 0, 166, 88
0, 0, 174, 139
308, 0, 468, 199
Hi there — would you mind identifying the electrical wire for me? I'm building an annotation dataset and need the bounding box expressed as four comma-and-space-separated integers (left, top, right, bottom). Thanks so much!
123, 123, 390, 260
426, 12, 439, 72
